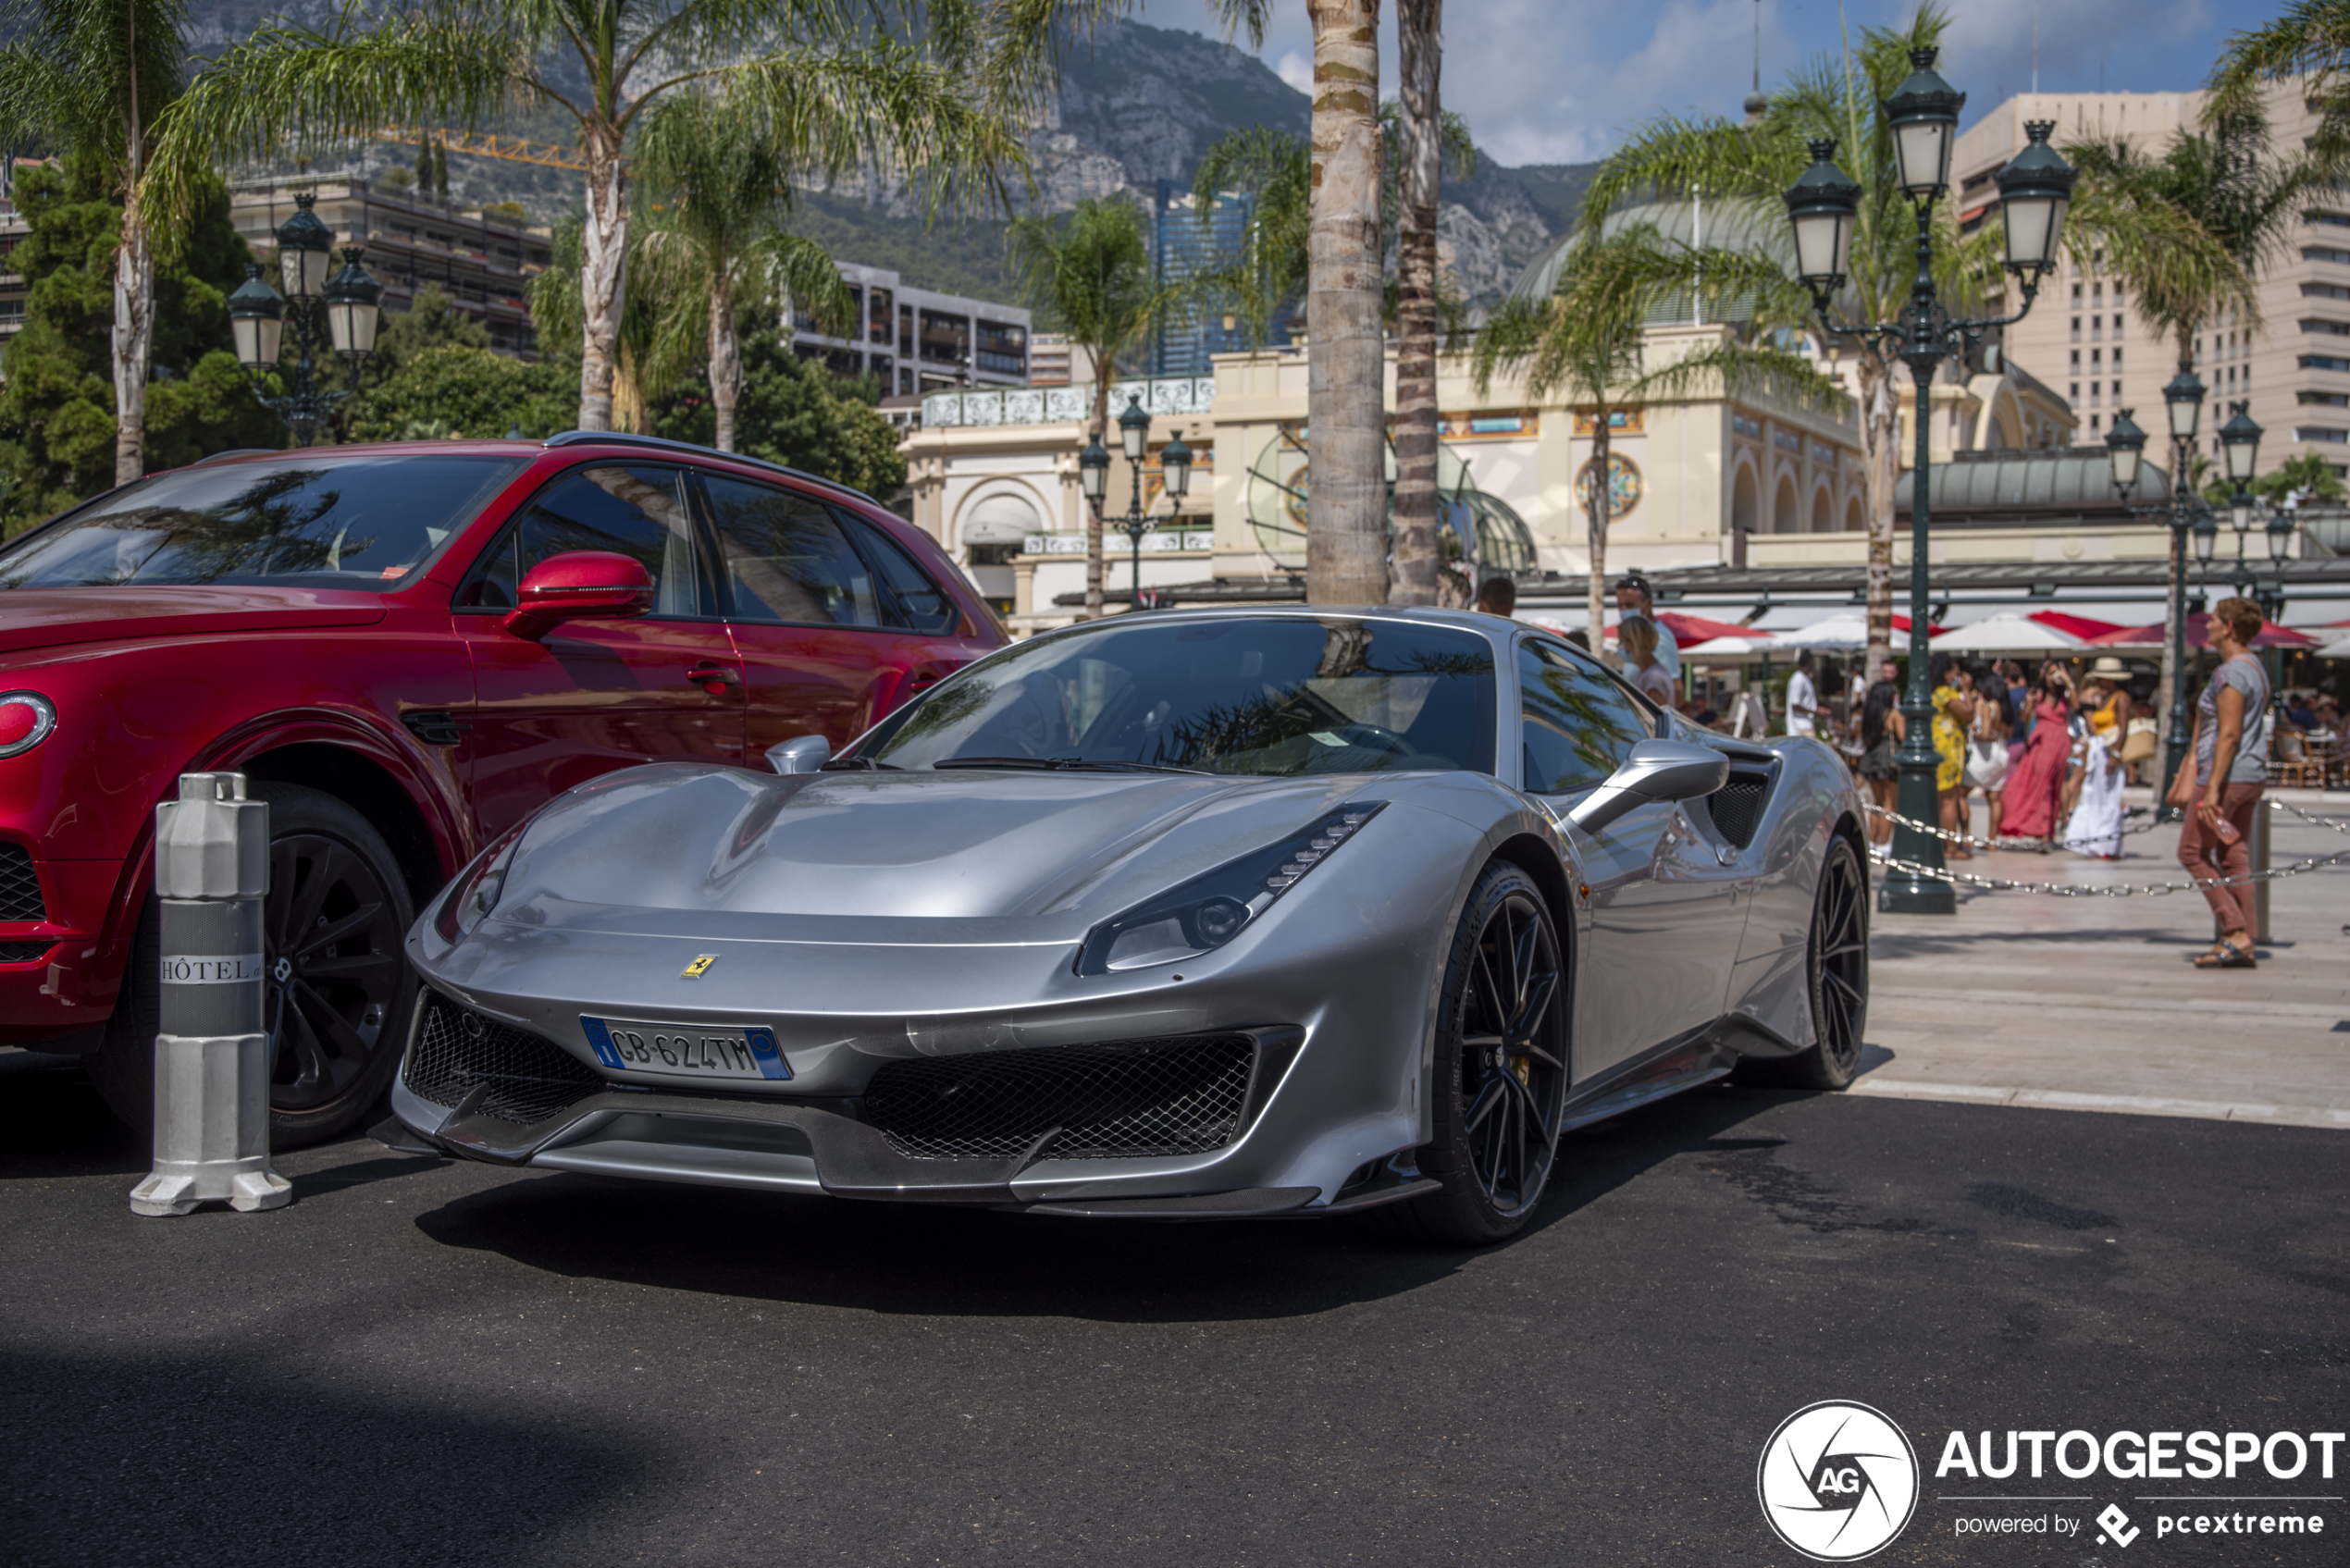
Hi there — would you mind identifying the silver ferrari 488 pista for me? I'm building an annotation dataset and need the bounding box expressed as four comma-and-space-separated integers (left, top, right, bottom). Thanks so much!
394, 607, 1868, 1242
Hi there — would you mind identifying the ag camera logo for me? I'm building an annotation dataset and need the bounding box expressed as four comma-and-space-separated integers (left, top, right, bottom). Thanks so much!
1758, 1401, 1921, 1561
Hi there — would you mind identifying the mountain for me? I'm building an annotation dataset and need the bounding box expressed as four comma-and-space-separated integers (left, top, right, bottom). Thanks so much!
181, 7, 1594, 308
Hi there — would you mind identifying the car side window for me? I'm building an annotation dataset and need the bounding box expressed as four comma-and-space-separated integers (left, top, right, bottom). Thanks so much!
456, 464, 704, 615
847, 517, 960, 635
1518, 637, 1653, 794
700, 475, 886, 628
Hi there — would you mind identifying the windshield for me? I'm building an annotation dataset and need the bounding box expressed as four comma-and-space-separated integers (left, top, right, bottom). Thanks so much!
862, 616, 1496, 776
0, 453, 526, 593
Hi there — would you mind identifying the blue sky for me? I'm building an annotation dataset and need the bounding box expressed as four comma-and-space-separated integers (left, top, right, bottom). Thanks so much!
1151, 0, 2280, 167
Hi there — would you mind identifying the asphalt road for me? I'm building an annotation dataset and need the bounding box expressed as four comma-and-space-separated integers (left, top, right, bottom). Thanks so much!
2, 1061, 2343, 1567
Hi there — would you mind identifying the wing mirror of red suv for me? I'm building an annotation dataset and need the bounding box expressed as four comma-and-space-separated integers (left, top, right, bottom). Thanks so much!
503, 550, 657, 641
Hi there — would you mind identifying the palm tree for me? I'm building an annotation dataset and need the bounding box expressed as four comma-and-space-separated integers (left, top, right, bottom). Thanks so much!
1577, 7, 2010, 650
1587, 6, 2248, 651
1392, 11, 1470, 606
1190, 125, 1309, 350
1007, 194, 1156, 620
2065, 98, 2316, 784
527, 216, 669, 434
153, 0, 1028, 431
632, 88, 853, 452
2209, 0, 2350, 150
1475, 228, 1840, 654
0, 0, 192, 485
1215, 0, 1385, 605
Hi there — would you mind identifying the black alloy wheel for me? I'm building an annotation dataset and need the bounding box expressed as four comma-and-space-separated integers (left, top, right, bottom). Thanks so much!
89, 782, 417, 1149
1389, 863, 1570, 1245
263, 806, 410, 1129
1737, 834, 1869, 1091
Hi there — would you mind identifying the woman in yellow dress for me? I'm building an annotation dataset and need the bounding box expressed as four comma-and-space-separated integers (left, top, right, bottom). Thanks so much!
1929, 651, 1975, 857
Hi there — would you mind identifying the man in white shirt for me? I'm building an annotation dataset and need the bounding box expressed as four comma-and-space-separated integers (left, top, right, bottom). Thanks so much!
1614, 572, 1678, 681
1786, 650, 1820, 737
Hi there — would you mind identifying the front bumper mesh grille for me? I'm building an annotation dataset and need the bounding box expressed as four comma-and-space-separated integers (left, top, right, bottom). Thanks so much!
1708, 773, 1769, 848
0, 844, 44, 922
402, 993, 604, 1126
0, 941, 53, 964
863, 1035, 1257, 1162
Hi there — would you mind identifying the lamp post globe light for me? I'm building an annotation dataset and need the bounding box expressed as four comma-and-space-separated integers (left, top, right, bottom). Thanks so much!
1784, 53, 2073, 915
230, 194, 384, 447
1085, 394, 1191, 612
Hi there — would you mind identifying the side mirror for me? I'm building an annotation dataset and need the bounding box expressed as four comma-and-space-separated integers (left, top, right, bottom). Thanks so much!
502, 550, 655, 641
765, 735, 832, 774
1565, 739, 1730, 836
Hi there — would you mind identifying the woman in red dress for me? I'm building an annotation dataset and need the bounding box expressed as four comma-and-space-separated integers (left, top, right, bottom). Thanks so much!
1998, 662, 2074, 846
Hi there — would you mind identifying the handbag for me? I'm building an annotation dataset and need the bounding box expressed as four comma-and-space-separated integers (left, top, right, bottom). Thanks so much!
2119, 717, 2158, 765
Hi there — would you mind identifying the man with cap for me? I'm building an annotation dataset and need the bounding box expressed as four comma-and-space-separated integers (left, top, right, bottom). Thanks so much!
1614, 571, 1677, 681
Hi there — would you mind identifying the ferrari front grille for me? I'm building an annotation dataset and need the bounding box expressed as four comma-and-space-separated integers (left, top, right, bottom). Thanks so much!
1708, 773, 1769, 848
403, 992, 604, 1126
0, 844, 43, 922
0, 941, 52, 964
863, 1035, 1257, 1162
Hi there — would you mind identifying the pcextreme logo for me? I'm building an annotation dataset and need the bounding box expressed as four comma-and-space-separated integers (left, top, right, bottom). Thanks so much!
1757, 1401, 1922, 1562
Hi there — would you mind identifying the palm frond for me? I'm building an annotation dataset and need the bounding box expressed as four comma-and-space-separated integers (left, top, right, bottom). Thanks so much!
148, 9, 529, 223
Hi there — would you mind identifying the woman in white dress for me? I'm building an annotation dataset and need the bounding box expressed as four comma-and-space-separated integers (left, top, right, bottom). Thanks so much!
2061, 730, 2126, 858
1963, 660, 2011, 841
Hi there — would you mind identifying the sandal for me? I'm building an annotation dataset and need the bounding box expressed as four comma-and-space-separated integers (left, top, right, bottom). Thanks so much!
2192, 944, 2257, 969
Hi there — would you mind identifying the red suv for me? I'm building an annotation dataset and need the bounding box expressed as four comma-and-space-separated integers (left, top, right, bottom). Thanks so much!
0, 433, 1003, 1143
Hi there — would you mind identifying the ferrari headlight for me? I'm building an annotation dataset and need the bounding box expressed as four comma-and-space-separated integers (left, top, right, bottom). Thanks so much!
1076, 800, 1387, 975
434, 821, 528, 942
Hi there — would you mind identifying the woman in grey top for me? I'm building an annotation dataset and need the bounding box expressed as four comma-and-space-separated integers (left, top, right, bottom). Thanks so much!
2171, 597, 2271, 969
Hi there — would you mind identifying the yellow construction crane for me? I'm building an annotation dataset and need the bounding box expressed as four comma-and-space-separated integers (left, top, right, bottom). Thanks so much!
374, 126, 612, 173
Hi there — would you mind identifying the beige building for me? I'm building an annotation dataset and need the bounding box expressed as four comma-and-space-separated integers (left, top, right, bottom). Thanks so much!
229, 178, 553, 359
902, 324, 1887, 633
1952, 81, 2326, 471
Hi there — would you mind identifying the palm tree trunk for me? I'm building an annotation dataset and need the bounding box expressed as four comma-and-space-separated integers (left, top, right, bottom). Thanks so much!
709, 279, 742, 453
1389, 0, 1441, 606
576, 121, 628, 432
1306, 0, 1387, 606
112, 196, 154, 484
1588, 406, 1609, 656
1085, 345, 1108, 619
1860, 357, 1899, 652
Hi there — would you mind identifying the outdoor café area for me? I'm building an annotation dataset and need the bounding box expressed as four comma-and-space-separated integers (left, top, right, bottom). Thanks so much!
1519, 598, 2350, 785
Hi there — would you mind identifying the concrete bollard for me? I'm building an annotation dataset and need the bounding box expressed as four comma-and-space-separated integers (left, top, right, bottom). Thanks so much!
129, 772, 291, 1216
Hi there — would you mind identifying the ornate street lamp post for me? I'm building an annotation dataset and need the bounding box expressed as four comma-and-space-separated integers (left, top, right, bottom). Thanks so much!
1082, 394, 1191, 611
227, 192, 384, 446
2109, 370, 2213, 817
1785, 52, 2074, 914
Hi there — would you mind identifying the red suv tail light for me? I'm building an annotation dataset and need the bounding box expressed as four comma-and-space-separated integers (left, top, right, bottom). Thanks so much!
0, 693, 56, 759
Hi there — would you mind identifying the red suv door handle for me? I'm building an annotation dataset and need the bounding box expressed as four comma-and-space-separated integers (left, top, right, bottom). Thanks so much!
905, 661, 963, 695
686, 665, 739, 695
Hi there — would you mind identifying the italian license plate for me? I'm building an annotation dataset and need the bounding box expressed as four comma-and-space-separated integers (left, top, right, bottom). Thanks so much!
579, 1016, 791, 1080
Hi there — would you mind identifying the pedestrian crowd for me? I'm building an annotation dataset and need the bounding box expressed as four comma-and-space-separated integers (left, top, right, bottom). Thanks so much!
1483, 580, 2313, 972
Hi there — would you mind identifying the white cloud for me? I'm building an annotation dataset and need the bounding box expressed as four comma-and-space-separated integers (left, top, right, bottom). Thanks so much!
1148, 0, 2232, 172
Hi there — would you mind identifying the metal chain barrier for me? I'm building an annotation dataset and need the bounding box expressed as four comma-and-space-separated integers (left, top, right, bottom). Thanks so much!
1862, 796, 2350, 896
2269, 797, 2350, 835
1860, 800, 2163, 852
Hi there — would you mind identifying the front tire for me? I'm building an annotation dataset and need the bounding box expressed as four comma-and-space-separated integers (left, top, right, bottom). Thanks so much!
1737, 834, 1869, 1091
1387, 863, 1570, 1245
90, 782, 418, 1149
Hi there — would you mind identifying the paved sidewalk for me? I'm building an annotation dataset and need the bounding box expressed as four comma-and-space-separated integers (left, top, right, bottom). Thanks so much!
1859, 789, 2350, 1130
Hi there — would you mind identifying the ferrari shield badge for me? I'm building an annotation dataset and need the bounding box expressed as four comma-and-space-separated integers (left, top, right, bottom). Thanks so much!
680, 955, 719, 980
